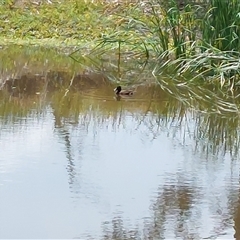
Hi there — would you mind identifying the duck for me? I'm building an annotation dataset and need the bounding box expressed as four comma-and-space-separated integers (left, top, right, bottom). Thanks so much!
114, 86, 134, 95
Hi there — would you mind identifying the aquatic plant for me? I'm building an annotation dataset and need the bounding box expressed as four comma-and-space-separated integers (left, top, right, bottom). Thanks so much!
154, 46, 240, 89
93, 0, 240, 87
0, 0, 239, 88
202, 0, 240, 51
94, 0, 201, 59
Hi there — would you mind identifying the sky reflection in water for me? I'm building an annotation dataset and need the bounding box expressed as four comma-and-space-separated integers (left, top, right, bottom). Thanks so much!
0, 105, 239, 239
0, 46, 240, 239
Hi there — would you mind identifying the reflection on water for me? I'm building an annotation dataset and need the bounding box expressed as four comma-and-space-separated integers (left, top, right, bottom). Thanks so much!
0, 46, 240, 239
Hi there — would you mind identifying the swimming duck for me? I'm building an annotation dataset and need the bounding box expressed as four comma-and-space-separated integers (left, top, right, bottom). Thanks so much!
114, 86, 133, 95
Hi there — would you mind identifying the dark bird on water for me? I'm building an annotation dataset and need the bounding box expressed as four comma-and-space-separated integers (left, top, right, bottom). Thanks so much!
114, 86, 134, 95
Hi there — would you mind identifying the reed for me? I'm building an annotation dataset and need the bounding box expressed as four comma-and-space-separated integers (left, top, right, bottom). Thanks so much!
91, 0, 239, 87
202, 0, 240, 51
155, 45, 240, 89
95, 0, 200, 59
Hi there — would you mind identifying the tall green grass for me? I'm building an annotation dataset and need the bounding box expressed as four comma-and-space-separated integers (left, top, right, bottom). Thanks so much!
95, 0, 200, 59
154, 0, 240, 87
155, 46, 240, 88
202, 0, 240, 51
93, 0, 240, 87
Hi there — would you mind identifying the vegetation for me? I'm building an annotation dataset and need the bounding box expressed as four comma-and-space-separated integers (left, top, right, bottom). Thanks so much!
1, 2, 239, 239
0, 0, 239, 87
94, 0, 240, 88
0, 0, 113, 48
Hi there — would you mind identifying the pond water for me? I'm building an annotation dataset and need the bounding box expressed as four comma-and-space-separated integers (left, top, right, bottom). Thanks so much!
0, 46, 240, 239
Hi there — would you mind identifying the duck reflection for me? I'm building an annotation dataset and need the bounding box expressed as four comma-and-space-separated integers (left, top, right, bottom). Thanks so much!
115, 95, 121, 101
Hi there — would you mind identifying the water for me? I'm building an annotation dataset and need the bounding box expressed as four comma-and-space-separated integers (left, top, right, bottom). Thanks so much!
0, 46, 240, 239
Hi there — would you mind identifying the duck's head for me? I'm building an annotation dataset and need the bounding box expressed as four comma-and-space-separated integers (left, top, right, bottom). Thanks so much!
114, 86, 122, 94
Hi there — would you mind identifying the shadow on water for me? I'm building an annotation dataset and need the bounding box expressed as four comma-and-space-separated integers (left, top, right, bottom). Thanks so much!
1, 46, 240, 239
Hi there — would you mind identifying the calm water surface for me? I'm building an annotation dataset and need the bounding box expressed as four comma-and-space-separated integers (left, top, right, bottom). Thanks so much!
0, 46, 240, 239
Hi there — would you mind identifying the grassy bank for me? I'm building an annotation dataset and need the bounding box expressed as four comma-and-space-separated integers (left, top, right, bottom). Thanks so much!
0, 0, 120, 48
0, 0, 240, 88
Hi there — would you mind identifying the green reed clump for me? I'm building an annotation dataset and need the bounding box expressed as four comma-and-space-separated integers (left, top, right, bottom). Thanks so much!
91, 0, 239, 88
162, 0, 196, 58
94, 0, 201, 60
153, 0, 240, 88
155, 46, 240, 89
202, 0, 240, 51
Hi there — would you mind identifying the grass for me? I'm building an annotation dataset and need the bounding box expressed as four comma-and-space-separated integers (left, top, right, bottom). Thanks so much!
154, 46, 240, 89
0, 0, 239, 88
91, 0, 240, 88
202, 0, 240, 51
0, 0, 118, 48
